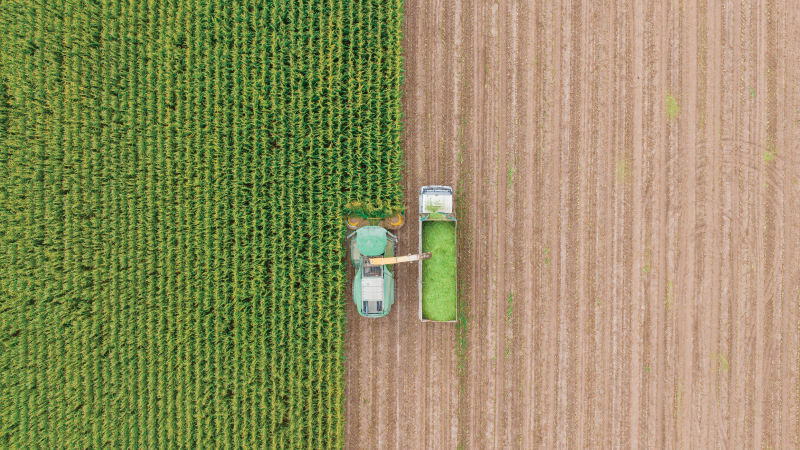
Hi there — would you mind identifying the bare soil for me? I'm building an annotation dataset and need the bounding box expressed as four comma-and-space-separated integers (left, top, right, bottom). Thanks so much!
344, 0, 800, 448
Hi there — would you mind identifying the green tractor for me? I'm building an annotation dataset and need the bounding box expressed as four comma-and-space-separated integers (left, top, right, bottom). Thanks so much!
345, 211, 430, 318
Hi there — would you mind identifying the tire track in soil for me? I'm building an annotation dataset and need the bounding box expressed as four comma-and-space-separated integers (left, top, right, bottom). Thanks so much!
455, 0, 477, 448
592, 4, 611, 450
665, 0, 681, 445
729, 0, 749, 446
702, 0, 724, 446
519, 0, 536, 445
546, 0, 561, 447
558, 0, 581, 444
535, 1, 549, 437
465, 0, 478, 435
470, 0, 492, 447
466, 0, 484, 445
500, 0, 521, 446
721, 0, 740, 447
448, 0, 464, 446
753, 0, 768, 445
741, 0, 758, 446
781, 2, 800, 448
478, 0, 499, 447
758, 0, 786, 447
575, 0, 593, 444
654, 0, 668, 446
764, 0, 783, 444
679, 0, 698, 448
629, 0, 645, 445
641, 0, 661, 446
612, 0, 634, 446
600, 0, 617, 447
579, 2, 593, 445
561, 0, 583, 444
492, 0, 508, 445
520, 0, 547, 446
488, 0, 501, 442
343, 260, 361, 447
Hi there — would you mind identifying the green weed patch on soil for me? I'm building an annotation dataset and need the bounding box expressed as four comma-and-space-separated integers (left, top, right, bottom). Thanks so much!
666, 89, 680, 120
421, 221, 457, 321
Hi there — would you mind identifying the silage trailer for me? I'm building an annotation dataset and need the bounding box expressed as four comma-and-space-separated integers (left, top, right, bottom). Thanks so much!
418, 185, 458, 323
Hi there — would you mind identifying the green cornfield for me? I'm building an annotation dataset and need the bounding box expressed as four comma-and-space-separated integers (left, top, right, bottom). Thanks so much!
0, 0, 403, 448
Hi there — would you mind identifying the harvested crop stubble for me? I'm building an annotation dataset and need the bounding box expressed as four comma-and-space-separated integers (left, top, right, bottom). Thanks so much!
421, 221, 457, 321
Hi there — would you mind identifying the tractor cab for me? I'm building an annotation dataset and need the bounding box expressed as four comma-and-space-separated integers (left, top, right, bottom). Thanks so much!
347, 226, 396, 318
360, 262, 385, 314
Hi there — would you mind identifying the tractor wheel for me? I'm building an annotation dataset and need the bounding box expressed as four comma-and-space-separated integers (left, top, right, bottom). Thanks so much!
346, 214, 368, 230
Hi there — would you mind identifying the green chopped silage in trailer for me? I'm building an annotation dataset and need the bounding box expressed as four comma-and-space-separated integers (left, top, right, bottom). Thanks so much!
421, 221, 457, 321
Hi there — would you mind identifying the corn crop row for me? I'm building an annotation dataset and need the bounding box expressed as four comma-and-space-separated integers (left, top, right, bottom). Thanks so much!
0, 0, 404, 448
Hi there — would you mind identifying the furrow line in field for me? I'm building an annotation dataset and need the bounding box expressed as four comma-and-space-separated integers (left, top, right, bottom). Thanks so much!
599, 0, 617, 446
506, 0, 522, 445
545, 0, 561, 445
630, 0, 645, 444
653, 0, 668, 445
640, 0, 657, 445
729, 0, 746, 444
767, 0, 785, 443
704, 0, 724, 446
576, 0, 594, 444
621, 1, 635, 445
665, 0, 681, 443
781, 1, 800, 447
753, 0, 768, 444
743, 0, 759, 444
518, 0, 538, 443
585, 0, 607, 446
556, 0, 576, 444
680, 0, 698, 445
719, 0, 735, 445
468, 0, 484, 445
762, 0, 780, 443
492, 0, 507, 443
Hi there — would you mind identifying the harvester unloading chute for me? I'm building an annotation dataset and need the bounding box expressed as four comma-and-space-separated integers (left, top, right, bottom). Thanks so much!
367, 252, 431, 265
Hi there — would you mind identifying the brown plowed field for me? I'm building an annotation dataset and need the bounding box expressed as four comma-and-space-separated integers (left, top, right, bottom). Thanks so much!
344, 0, 800, 448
